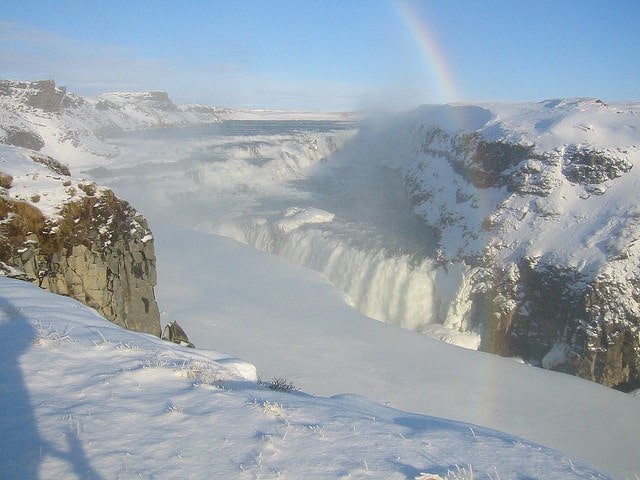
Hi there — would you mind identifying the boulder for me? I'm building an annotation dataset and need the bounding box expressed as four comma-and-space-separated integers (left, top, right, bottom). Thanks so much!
162, 321, 195, 348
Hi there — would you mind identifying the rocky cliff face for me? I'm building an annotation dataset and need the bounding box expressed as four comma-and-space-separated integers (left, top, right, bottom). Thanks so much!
0, 147, 160, 336
397, 100, 640, 391
476, 257, 640, 391
0, 79, 223, 337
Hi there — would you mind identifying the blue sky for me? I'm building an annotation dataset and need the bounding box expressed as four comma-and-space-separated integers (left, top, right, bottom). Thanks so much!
1, 1, 639, 110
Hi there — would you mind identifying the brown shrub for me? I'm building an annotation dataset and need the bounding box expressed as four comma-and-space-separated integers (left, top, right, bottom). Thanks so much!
78, 182, 97, 196
0, 187, 135, 260
0, 198, 46, 261
0, 172, 13, 189
6, 200, 46, 237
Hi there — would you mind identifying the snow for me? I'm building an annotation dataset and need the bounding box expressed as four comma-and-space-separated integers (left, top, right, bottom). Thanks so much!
541, 341, 571, 370
148, 228, 640, 479
2, 86, 640, 478
0, 144, 105, 219
224, 109, 360, 121
275, 207, 336, 233
0, 277, 624, 479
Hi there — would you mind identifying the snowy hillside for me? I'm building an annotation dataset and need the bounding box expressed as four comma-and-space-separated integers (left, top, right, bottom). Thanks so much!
2, 81, 640, 478
391, 99, 640, 267
0, 277, 620, 479
0, 79, 228, 166
375, 100, 640, 388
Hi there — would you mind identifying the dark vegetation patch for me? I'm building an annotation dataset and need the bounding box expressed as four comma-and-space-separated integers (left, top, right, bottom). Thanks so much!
0, 188, 136, 263
29, 154, 71, 176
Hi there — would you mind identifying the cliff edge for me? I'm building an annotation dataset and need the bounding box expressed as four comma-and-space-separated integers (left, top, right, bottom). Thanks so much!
0, 146, 160, 336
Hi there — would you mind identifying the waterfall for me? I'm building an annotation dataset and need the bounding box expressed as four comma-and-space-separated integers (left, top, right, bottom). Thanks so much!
105, 119, 481, 349
215, 216, 479, 348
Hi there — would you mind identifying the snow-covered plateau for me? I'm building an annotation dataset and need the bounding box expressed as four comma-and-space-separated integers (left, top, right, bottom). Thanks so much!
1, 79, 640, 478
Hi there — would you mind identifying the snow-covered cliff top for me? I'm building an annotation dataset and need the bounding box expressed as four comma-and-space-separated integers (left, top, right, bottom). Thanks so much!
385, 99, 640, 280
0, 79, 228, 166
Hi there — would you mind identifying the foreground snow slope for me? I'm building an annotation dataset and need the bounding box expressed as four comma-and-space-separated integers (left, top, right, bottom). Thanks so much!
152, 227, 640, 479
0, 277, 619, 479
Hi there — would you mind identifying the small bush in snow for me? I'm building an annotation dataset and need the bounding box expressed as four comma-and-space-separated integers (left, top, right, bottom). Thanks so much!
260, 400, 284, 417
0, 172, 13, 189
166, 401, 184, 413
179, 360, 226, 386
77, 182, 97, 196
264, 377, 299, 393
32, 320, 74, 347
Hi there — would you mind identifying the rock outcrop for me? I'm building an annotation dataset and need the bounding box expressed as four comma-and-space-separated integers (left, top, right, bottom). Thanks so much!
162, 321, 195, 348
474, 258, 640, 391
398, 102, 640, 391
0, 148, 161, 336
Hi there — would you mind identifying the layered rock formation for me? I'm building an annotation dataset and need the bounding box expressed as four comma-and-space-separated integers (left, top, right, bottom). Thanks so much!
398, 101, 640, 390
0, 148, 160, 336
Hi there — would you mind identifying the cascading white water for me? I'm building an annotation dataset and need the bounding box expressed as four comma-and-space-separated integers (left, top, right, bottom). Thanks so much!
214, 214, 478, 348
105, 119, 480, 348
233, 219, 439, 329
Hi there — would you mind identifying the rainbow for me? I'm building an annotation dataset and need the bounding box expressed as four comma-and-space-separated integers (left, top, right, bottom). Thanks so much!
395, 0, 460, 104
395, 3, 505, 414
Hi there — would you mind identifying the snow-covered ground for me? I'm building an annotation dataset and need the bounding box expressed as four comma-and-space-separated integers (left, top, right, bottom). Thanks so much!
2, 88, 640, 478
0, 277, 625, 479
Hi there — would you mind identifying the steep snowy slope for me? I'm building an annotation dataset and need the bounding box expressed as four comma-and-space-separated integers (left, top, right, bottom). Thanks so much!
0, 274, 623, 480
0, 79, 227, 166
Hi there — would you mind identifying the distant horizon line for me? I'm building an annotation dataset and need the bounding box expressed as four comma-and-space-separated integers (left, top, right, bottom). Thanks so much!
2, 77, 637, 112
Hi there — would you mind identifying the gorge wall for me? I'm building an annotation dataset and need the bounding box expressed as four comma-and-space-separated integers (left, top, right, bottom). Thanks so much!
398, 105, 640, 391
0, 150, 161, 336
0, 78, 219, 337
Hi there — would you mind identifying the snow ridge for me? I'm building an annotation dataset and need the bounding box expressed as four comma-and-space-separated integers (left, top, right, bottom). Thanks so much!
0, 79, 228, 167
